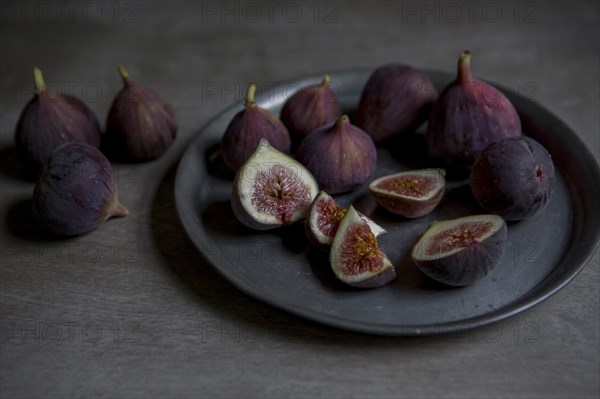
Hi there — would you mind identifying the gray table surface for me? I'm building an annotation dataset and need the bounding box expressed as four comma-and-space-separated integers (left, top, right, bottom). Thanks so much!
1, 1, 599, 398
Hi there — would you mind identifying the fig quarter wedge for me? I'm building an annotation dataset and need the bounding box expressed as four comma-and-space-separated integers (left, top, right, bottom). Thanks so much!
305, 191, 386, 248
330, 206, 396, 288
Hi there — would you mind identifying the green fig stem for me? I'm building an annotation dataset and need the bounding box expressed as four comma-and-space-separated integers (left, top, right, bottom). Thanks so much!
246, 83, 257, 107
33, 67, 46, 93
321, 74, 331, 87
457, 51, 472, 83
337, 114, 350, 127
117, 64, 130, 83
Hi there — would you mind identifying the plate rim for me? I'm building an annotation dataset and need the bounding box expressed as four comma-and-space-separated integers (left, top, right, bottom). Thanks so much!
174, 68, 600, 336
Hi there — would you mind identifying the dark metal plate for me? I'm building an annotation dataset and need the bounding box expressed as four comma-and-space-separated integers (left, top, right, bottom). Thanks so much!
174, 69, 600, 335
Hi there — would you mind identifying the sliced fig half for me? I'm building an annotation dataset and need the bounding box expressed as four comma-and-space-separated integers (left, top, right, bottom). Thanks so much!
330, 206, 396, 288
411, 214, 507, 286
369, 168, 445, 218
232, 139, 319, 230
305, 191, 386, 248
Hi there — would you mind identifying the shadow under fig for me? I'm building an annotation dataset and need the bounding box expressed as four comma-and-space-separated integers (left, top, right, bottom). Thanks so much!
436, 183, 482, 218
0, 144, 37, 182
4, 198, 73, 242
386, 131, 431, 170
205, 141, 235, 181
201, 200, 253, 237
306, 247, 355, 292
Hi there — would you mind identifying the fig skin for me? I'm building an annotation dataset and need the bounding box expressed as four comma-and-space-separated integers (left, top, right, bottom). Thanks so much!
221, 83, 291, 172
232, 139, 319, 230
305, 191, 386, 249
33, 143, 129, 236
14, 67, 101, 175
104, 65, 177, 161
426, 51, 521, 172
295, 115, 377, 194
470, 136, 555, 221
411, 215, 507, 286
281, 74, 341, 138
356, 64, 438, 142
369, 168, 446, 218
330, 206, 396, 288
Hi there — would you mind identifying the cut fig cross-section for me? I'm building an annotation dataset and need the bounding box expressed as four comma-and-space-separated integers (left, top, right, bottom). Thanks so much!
369, 168, 445, 218
306, 191, 386, 248
330, 206, 396, 288
232, 139, 319, 230
411, 214, 507, 286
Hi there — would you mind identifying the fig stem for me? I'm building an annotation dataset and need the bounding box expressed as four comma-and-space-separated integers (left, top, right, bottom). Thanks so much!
117, 64, 130, 83
246, 83, 257, 107
457, 51, 472, 83
33, 67, 46, 93
338, 114, 350, 126
321, 74, 331, 87
111, 202, 130, 218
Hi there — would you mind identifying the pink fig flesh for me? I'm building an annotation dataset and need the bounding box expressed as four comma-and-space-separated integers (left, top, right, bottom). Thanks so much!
232, 139, 319, 230
305, 191, 386, 248
369, 169, 445, 218
330, 206, 396, 288
411, 214, 507, 286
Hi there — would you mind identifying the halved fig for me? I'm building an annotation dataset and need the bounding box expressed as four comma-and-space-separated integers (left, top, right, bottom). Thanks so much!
411, 214, 507, 286
305, 191, 386, 248
369, 169, 445, 218
232, 139, 319, 230
330, 206, 396, 288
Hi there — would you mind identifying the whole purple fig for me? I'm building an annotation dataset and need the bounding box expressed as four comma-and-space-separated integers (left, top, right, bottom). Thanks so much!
470, 136, 555, 221
426, 51, 521, 172
221, 83, 291, 171
104, 65, 177, 161
356, 64, 438, 142
296, 115, 377, 194
280, 74, 341, 138
33, 143, 128, 236
14, 67, 101, 175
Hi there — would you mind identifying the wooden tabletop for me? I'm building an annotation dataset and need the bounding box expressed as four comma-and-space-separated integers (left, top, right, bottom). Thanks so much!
1, 1, 598, 397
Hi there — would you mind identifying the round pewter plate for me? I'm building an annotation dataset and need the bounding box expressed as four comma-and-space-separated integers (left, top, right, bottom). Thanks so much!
174, 69, 600, 336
